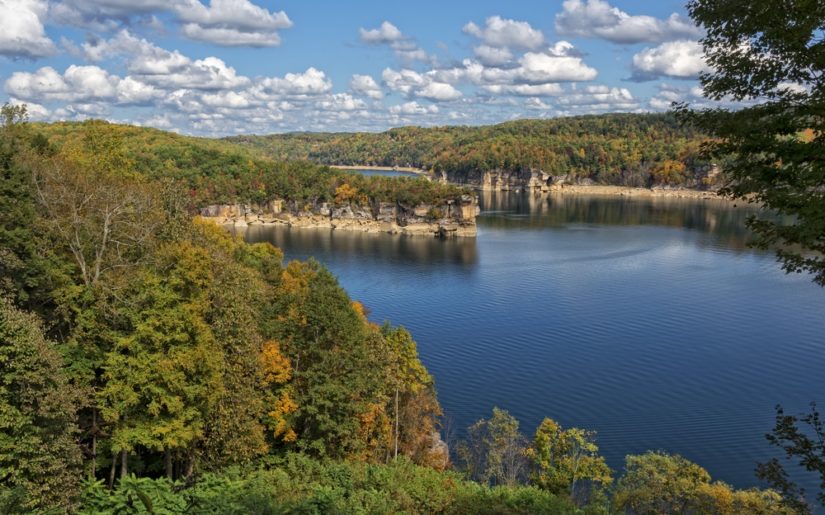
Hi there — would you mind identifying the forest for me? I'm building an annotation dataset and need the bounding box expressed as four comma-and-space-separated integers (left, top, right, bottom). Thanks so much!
0, 106, 813, 513
34, 120, 470, 209
227, 113, 715, 188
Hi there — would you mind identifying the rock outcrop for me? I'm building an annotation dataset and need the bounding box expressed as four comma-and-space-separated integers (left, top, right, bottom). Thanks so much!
199, 196, 479, 237
438, 168, 556, 192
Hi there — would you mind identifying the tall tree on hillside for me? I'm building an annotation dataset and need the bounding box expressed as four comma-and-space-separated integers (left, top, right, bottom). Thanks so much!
457, 408, 529, 487
0, 104, 51, 311
100, 241, 223, 480
0, 298, 81, 512
274, 260, 389, 459
682, 0, 825, 285
527, 417, 612, 507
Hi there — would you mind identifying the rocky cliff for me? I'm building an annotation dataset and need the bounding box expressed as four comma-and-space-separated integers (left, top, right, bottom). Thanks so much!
199, 196, 479, 237
438, 168, 559, 191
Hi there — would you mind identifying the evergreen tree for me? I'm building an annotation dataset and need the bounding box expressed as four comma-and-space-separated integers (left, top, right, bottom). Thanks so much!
0, 297, 81, 512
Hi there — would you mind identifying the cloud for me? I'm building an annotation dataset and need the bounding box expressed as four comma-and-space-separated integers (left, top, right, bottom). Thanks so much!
180, 24, 283, 47
0, 0, 57, 58
382, 68, 461, 101
472, 45, 513, 66
81, 31, 250, 90
482, 83, 564, 96
317, 93, 367, 111
389, 101, 438, 115
175, 0, 292, 47
50, 0, 292, 47
525, 98, 550, 110
359, 21, 431, 64
350, 74, 384, 99
359, 21, 403, 44
557, 84, 639, 110
488, 47, 598, 84
463, 16, 545, 49
140, 55, 250, 90
418, 82, 462, 101
428, 40, 596, 96
256, 67, 333, 97
555, 0, 700, 44
115, 76, 163, 104
631, 40, 707, 81
6, 65, 119, 102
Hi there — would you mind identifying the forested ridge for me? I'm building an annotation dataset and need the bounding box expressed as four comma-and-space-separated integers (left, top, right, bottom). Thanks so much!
227, 113, 714, 188
0, 106, 812, 513
34, 120, 470, 209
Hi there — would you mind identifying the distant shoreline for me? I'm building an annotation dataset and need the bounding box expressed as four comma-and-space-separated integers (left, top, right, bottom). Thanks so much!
329, 165, 730, 201
330, 165, 428, 175
544, 184, 725, 200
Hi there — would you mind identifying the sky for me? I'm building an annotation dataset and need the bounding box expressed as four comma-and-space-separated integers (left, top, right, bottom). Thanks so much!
0, 0, 715, 136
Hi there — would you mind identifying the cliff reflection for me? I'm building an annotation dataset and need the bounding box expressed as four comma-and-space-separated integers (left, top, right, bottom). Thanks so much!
479, 190, 760, 253
240, 225, 479, 266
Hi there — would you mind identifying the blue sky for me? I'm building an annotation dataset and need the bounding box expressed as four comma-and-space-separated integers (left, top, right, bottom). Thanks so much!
0, 0, 712, 135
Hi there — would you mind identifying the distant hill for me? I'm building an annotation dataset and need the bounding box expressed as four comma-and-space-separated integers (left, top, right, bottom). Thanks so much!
226, 113, 713, 188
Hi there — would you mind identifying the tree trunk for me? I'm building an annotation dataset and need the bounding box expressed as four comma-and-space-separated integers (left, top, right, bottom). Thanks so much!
184, 451, 195, 479
394, 387, 399, 459
165, 449, 173, 480
108, 451, 117, 489
90, 407, 97, 480
120, 449, 128, 479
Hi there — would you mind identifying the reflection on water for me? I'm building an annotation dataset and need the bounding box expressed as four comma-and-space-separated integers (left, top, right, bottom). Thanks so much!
241, 225, 478, 267
479, 190, 759, 253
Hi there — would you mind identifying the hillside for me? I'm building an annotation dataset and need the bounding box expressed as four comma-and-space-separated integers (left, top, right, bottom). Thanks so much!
227, 113, 713, 188
33, 121, 469, 208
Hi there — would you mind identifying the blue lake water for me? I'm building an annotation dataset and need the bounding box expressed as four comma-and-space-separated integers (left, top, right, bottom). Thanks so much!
337, 168, 420, 178
242, 189, 825, 495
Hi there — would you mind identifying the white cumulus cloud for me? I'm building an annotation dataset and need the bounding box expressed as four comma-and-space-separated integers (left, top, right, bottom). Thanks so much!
463, 16, 545, 49
0, 0, 56, 58
359, 21, 403, 44
631, 40, 707, 80
350, 74, 384, 99
555, 0, 701, 44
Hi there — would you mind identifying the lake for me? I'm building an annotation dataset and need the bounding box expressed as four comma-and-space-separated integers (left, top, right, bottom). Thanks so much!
242, 188, 825, 493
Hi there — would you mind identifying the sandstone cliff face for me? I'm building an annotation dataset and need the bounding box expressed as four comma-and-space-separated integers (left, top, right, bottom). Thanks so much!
199, 196, 479, 237
438, 168, 557, 192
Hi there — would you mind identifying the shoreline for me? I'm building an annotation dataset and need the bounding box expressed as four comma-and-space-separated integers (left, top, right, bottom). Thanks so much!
541, 184, 725, 200
327, 165, 726, 200
200, 215, 477, 238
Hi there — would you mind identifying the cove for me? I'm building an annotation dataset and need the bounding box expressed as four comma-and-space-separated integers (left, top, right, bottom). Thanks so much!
241, 189, 825, 493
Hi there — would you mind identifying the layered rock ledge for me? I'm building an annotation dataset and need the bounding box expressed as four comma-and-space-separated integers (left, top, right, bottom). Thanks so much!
199, 196, 479, 237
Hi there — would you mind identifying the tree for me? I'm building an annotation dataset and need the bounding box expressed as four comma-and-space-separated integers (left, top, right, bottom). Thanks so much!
457, 407, 529, 487
100, 241, 224, 480
756, 403, 825, 514
0, 297, 81, 512
526, 417, 612, 507
0, 104, 52, 311
682, 0, 825, 285
613, 451, 792, 514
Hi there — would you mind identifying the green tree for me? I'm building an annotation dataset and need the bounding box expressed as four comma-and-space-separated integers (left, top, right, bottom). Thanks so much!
100, 241, 224, 480
613, 451, 792, 514
274, 260, 389, 459
756, 403, 825, 514
0, 104, 51, 310
526, 417, 612, 507
0, 297, 81, 512
682, 0, 825, 285
457, 407, 529, 487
